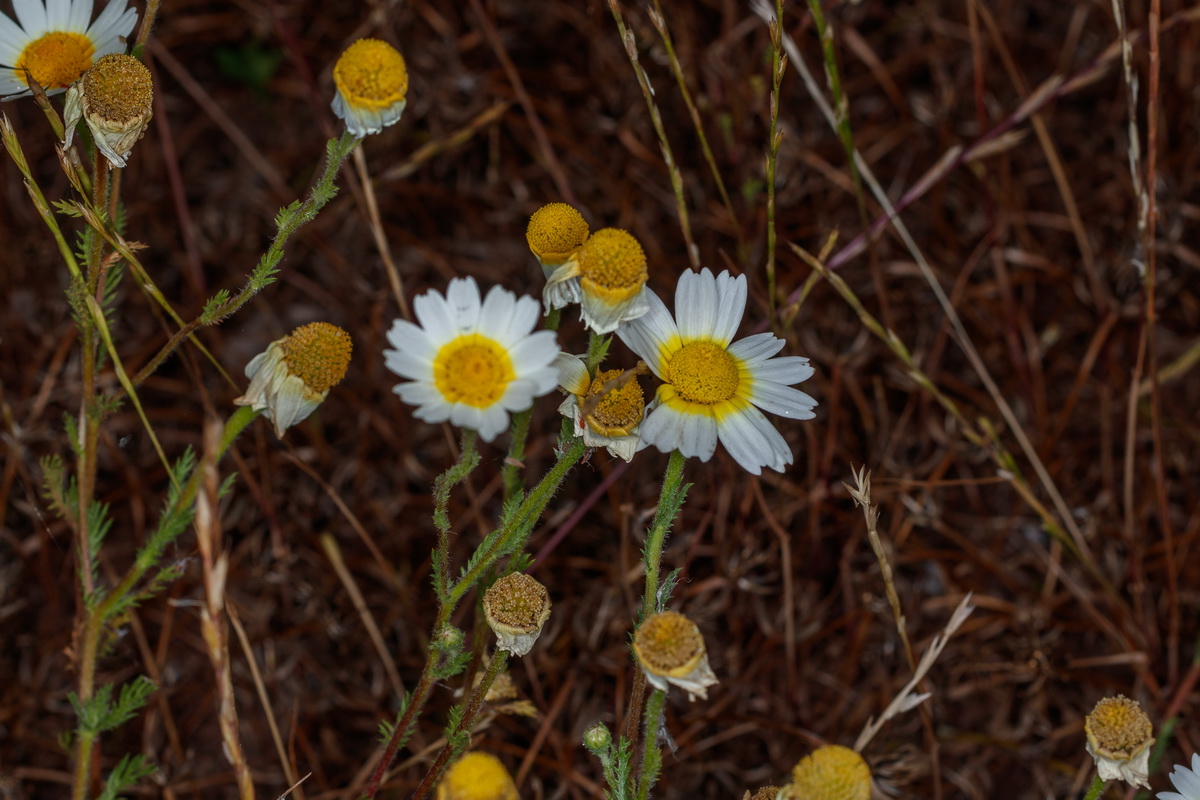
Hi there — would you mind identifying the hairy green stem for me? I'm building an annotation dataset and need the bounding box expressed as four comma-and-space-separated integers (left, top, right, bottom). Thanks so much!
501, 410, 532, 502
1081, 775, 1106, 800
634, 689, 667, 800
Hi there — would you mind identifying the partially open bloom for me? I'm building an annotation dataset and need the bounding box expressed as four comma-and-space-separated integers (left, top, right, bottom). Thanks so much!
1084, 695, 1154, 789
632, 611, 717, 701
0, 0, 136, 100
436, 752, 518, 800
384, 277, 559, 442
781, 745, 871, 800
1159, 753, 1200, 800
544, 227, 649, 334
63, 52, 151, 167
527, 202, 589, 275
483, 572, 551, 657
616, 268, 817, 474
235, 322, 352, 438
554, 353, 647, 461
331, 38, 407, 137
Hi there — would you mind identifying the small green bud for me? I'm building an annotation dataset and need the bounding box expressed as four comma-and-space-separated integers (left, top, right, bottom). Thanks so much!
583, 722, 612, 755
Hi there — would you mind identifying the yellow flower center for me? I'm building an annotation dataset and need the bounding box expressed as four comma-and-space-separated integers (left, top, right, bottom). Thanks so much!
527, 203, 589, 264
433, 335, 514, 408
437, 752, 519, 800
81, 54, 153, 123
1085, 696, 1153, 758
634, 611, 703, 675
582, 368, 644, 436
789, 745, 871, 800
280, 322, 353, 393
576, 228, 647, 300
15, 32, 95, 90
333, 38, 408, 110
667, 341, 739, 405
484, 573, 549, 630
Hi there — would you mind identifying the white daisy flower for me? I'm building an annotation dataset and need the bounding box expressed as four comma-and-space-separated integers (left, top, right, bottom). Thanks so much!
384, 277, 560, 443
544, 227, 649, 334
554, 352, 648, 462
0, 0, 137, 100
616, 268, 816, 475
331, 38, 407, 138
1160, 753, 1200, 800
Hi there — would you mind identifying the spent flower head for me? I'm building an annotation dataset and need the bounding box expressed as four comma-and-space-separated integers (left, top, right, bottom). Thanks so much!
782, 745, 871, 800
63, 52, 151, 168
632, 610, 717, 701
543, 227, 649, 334
1084, 695, 1154, 789
483, 572, 551, 657
746, 787, 782, 800
0, 0, 137, 100
1159, 753, 1200, 800
384, 276, 560, 443
331, 38, 408, 137
234, 322, 352, 438
554, 353, 648, 461
527, 202, 589, 274
617, 268, 817, 474
436, 752, 518, 800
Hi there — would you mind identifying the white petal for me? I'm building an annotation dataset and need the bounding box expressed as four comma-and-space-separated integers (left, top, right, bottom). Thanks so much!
0, 19, 29, 65
385, 318, 436, 362
638, 403, 684, 455
506, 329, 559, 375
0, 74, 30, 95
726, 402, 792, 473
675, 268, 717, 342
67, 0, 91, 32
13, 0, 46, 37
45, 0, 70, 31
383, 348, 433, 382
579, 288, 647, 335
445, 276, 483, 331
449, 402, 482, 433
727, 332, 785, 364
408, 394, 452, 424
615, 287, 677, 379
677, 410, 718, 461
498, 379, 537, 412
746, 381, 817, 420
394, 381, 443, 408
477, 404, 510, 442
749, 355, 814, 386
543, 272, 581, 311
715, 407, 771, 475
711, 271, 747, 346
86, 0, 135, 47
554, 352, 590, 396
413, 287, 457, 344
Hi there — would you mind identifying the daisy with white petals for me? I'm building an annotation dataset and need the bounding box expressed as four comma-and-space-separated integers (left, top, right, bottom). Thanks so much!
617, 268, 816, 475
554, 353, 648, 461
385, 277, 560, 443
0, 0, 137, 100
1160, 753, 1200, 800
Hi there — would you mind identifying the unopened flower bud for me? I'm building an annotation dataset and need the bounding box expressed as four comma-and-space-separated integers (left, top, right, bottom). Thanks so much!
483, 573, 551, 657
63, 53, 153, 169
583, 722, 612, 755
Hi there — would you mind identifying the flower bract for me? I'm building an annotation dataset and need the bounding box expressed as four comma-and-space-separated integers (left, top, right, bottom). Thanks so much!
1159, 753, 1200, 800
554, 353, 648, 461
0, 0, 137, 100
544, 227, 649, 334
331, 38, 407, 137
616, 268, 816, 474
384, 277, 560, 442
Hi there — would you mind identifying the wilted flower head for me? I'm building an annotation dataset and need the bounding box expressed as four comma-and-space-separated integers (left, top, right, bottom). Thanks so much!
234, 322, 352, 438
483, 572, 551, 657
781, 745, 871, 800
746, 786, 782, 800
1159, 753, 1200, 800
63, 53, 151, 168
632, 610, 717, 701
554, 353, 648, 461
544, 227, 649, 334
526, 202, 589, 273
0, 0, 138, 100
1084, 695, 1154, 789
331, 38, 407, 137
436, 752, 518, 800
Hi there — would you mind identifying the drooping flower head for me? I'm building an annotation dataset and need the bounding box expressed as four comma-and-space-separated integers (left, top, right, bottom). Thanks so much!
331, 38, 407, 138
63, 52, 150, 168
1159, 753, 1200, 800
526, 202, 589, 275
1084, 695, 1154, 789
616, 268, 816, 474
782, 745, 871, 800
544, 227, 649, 334
384, 277, 560, 442
554, 353, 648, 461
234, 322, 353, 438
0, 0, 137, 100
483, 572, 551, 657
632, 610, 717, 701
436, 752, 519, 800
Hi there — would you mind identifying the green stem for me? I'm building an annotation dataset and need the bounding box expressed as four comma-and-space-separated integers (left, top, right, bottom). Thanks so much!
1081, 775, 1106, 800
634, 689, 667, 800
585, 331, 609, 376
433, 430, 480, 602
765, 1, 786, 328
501, 410, 532, 502
640, 450, 687, 619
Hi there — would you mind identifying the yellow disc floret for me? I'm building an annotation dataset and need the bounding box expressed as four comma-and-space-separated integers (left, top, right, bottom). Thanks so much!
789, 745, 871, 800
575, 228, 647, 301
280, 322, 353, 393
433, 335, 515, 408
1085, 696, 1153, 759
668, 342, 740, 405
633, 611, 704, 677
527, 203, 589, 264
81, 54, 153, 124
15, 32, 95, 90
333, 38, 408, 110
583, 368, 645, 437
437, 752, 519, 800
